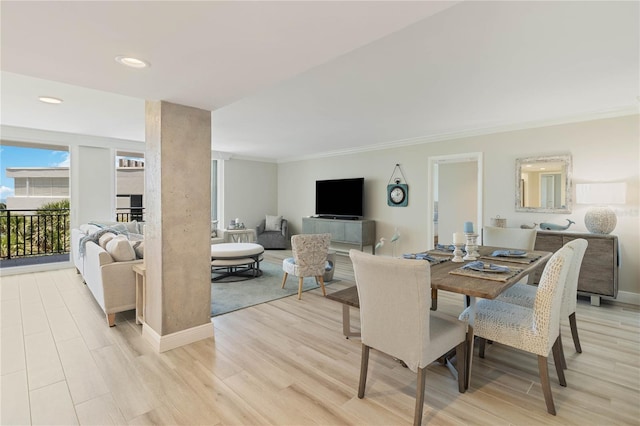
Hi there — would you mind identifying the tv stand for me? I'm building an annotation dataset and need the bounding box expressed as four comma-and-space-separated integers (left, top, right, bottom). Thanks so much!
302, 217, 376, 254
317, 215, 360, 221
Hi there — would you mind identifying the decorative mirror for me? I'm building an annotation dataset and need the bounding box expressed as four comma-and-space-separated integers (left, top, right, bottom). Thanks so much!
515, 154, 572, 213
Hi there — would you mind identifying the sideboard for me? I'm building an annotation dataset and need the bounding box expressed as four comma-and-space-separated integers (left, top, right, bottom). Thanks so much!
532, 230, 618, 306
302, 217, 376, 254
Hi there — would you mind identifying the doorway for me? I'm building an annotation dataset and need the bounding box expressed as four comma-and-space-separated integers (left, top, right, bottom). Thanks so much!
427, 153, 483, 248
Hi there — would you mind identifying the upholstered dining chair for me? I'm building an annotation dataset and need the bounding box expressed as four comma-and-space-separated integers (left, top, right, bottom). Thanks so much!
349, 249, 466, 426
281, 233, 331, 300
496, 238, 588, 366
482, 226, 537, 251
459, 243, 576, 415
483, 225, 537, 286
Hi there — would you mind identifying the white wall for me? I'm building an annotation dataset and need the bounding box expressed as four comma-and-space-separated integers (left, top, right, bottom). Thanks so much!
277, 114, 640, 301
222, 158, 278, 231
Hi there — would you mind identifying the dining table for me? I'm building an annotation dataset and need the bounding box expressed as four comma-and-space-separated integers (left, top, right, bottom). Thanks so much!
326, 245, 553, 390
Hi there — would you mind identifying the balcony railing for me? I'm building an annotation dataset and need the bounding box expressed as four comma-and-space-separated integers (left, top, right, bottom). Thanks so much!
116, 207, 145, 223
1, 207, 145, 262
0, 209, 70, 260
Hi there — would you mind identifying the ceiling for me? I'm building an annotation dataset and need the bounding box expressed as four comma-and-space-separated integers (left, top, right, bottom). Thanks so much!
1, 1, 638, 162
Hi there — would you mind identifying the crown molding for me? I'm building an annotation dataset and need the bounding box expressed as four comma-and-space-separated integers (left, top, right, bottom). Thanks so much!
278, 105, 639, 164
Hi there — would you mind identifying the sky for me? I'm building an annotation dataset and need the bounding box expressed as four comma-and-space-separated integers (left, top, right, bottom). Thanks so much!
0, 145, 70, 201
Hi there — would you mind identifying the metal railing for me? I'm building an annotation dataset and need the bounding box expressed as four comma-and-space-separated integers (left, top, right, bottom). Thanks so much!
116, 207, 145, 223
0, 209, 70, 260
1, 207, 145, 261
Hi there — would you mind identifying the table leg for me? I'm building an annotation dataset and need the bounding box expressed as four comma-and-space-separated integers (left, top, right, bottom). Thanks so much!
135, 271, 145, 325
465, 296, 476, 390
342, 305, 361, 338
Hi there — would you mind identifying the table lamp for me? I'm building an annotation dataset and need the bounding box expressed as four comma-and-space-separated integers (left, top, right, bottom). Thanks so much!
575, 182, 626, 234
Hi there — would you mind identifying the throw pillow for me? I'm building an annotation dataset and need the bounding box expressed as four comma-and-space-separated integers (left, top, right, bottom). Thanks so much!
98, 232, 117, 249
106, 235, 136, 262
128, 233, 144, 242
130, 240, 144, 259
265, 215, 283, 232
124, 221, 139, 234
211, 220, 219, 238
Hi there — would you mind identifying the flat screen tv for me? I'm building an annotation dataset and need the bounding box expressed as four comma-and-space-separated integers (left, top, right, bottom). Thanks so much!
315, 178, 364, 219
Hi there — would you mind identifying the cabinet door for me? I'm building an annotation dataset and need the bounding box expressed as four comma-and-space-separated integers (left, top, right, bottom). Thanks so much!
344, 223, 363, 244
302, 218, 311, 234
565, 236, 616, 296
532, 234, 563, 284
328, 221, 346, 241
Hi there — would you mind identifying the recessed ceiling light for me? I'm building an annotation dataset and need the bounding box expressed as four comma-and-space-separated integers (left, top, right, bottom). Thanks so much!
115, 55, 150, 68
38, 96, 63, 104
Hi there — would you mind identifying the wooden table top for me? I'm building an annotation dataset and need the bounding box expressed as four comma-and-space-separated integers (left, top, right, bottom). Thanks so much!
325, 246, 552, 307
326, 286, 360, 307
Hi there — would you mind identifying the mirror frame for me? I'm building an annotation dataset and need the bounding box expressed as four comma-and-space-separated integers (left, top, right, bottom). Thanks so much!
515, 154, 572, 214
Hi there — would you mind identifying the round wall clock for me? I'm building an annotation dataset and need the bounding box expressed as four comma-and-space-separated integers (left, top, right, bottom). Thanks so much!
387, 183, 408, 207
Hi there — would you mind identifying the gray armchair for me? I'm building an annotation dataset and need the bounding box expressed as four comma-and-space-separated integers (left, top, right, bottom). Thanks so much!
256, 217, 289, 249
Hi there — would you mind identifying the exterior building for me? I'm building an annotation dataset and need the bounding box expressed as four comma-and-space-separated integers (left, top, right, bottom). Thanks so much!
5, 161, 144, 213
5, 167, 69, 210
115, 159, 145, 220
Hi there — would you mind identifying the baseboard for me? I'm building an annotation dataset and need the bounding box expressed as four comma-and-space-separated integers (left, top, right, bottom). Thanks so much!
142, 320, 214, 352
610, 291, 640, 307
0, 260, 74, 276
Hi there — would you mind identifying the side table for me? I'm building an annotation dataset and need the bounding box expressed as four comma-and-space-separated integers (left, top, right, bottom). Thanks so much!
225, 228, 256, 243
132, 263, 146, 325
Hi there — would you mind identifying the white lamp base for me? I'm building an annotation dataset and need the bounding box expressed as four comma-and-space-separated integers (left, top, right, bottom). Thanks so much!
584, 206, 617, 234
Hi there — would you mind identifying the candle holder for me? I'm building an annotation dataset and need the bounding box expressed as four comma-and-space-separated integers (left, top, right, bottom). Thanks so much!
463, 233, 479, 261
452, 243, 465, 262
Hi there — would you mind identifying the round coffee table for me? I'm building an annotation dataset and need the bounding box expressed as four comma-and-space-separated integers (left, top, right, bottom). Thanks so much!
211, 243, 264, 281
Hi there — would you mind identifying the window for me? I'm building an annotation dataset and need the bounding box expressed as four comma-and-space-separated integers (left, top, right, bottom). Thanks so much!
212, 159, 218, 221
116, 152, 145, 221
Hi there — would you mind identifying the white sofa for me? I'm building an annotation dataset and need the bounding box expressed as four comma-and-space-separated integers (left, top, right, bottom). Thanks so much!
72, 222, 143, 327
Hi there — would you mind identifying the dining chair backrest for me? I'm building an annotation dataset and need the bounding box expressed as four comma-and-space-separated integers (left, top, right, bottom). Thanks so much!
483, 226, 537, 250
531, 243, 575, 355
560, 238, 588, 317
349, 249, 433, 372
290, 233, 331, 277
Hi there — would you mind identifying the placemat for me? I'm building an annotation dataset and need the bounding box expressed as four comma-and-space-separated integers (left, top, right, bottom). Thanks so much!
449, 264, 524, 282
479, 253, 542, 265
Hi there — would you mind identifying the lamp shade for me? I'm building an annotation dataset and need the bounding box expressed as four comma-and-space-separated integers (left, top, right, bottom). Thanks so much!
576, 183, 626, 205
576, 182, 626, 234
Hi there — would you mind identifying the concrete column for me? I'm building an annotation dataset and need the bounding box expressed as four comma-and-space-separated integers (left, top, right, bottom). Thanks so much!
143, 101, 212, 350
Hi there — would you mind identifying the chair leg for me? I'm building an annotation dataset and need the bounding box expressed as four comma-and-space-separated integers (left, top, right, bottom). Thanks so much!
478, 337, 486, 359
106, 313, 116, 327
537, 355, 556, 415
569, 312, 582, 353
456, 341, 467, 394
552, 337, 567, 387
358, 344, 370, 398
317, 276, 327, 296
557, 332, 567, 370
281, 272, 288, 289
431, 288, 438, 311
414, 366, 427, 426
297, 277, 304, 300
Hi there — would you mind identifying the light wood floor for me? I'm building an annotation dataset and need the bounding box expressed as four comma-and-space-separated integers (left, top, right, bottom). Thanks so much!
1, 250, 639, 425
